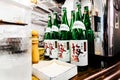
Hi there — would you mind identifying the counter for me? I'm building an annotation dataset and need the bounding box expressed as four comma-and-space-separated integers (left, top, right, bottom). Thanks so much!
71, 61, 120, 80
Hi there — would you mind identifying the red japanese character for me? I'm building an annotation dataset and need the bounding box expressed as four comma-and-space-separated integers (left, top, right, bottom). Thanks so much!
59, 44, 66, 58
44, 43, 49, 53
72, 44, 81, 62
45, 43, 49, 49
72, 54, 79, 62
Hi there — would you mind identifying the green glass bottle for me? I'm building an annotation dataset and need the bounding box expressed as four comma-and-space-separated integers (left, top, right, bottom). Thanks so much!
49, 12, 59, 59
44, 15, 52, 59
70, 3, 88, 71
83, 6, 94, 66
58, 7, 70, 62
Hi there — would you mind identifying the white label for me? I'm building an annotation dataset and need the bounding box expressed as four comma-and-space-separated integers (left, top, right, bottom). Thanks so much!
58, 40, 70, 62
45, 28, 51, 33
70, 40, 88, 66
44, 40, 50, 56
73, 21, 86, 30
52, 25, 58, 32
60, 24, 69, 31
49, 40, 58, 58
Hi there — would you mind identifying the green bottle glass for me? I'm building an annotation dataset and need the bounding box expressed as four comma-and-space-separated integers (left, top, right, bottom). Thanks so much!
58, 7, 70, 62
69, 10, 75, 42
76, 3, 83, 22
70, 10, 75, 31
83, 6, 91, 30
83, 6, 95, 66
44, 15, 52, 59
70, 3, 88, 71
49, 12, 59, 59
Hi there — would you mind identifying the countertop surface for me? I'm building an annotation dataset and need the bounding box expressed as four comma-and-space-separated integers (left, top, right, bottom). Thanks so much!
70, 61, 120, 80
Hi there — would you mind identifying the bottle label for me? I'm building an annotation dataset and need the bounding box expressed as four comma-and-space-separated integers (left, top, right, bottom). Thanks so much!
49, 40, 58, 58
60, 24, 69, 31
70, 40, 88, 66
44, 40, 50, 56
45, 28, 51, 33
73, 21, 86, 30
58, 40, 70, 62
52, 25, 58, 32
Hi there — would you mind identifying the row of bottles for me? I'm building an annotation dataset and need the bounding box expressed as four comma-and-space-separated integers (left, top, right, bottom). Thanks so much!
44, 12, 59, 59
44, 3, 94, 71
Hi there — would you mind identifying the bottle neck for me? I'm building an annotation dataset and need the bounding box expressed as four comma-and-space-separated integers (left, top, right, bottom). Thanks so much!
48, 17, 52, 28
70, 12, 75, 30
83, 11, 91, 30
53, 15, 58, 27
75, 8, 82, 21
61, 10, 69, 26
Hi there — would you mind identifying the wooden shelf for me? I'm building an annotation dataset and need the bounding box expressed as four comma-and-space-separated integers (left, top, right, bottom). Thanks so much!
0, 20, 28, 26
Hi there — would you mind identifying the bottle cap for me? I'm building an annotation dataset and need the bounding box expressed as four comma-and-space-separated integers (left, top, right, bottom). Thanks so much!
62, 7, 66, 10
84, 6, 89, 11
71, 10, 75, 12
76, 3, 81, 8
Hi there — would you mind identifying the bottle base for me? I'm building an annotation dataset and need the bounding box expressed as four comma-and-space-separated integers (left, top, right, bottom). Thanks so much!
44, 56, 50, 60
49, 57, 58, 60
77, 65, 88, 72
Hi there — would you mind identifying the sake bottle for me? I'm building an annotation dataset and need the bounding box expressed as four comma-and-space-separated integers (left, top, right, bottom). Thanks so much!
49, 12, 59, 59
58, 7, 70, 62
83, 6, 95, 66
44, 15, 52, 59
70, 3, 88, 71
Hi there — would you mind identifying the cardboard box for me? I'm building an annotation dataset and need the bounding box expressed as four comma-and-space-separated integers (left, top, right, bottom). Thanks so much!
32, 60, 77, 80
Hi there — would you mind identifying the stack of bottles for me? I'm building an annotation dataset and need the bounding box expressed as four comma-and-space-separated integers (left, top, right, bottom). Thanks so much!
44, 3, 94, 71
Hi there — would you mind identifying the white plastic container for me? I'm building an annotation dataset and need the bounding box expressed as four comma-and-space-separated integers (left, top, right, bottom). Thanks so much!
32, 59, 77, 80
